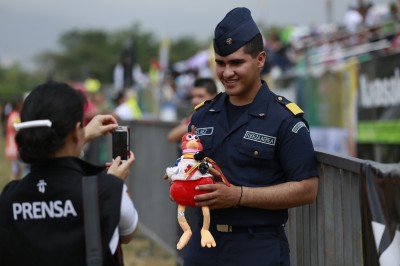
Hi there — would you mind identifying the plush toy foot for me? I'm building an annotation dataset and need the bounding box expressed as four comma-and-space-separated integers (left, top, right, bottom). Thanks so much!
177, 231, 192, 250
200, 229, 216, 248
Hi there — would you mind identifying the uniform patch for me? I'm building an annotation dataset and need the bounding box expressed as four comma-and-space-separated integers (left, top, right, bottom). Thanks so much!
195, 127, 214, 136
292, 122, 309, 133
243, 131, 276, 146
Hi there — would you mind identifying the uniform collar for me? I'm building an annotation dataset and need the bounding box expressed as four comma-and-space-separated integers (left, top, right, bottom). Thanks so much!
209, 80, 271, 118
204, 92, 226, 113
30, 157, 106, 176
247, 81, 271, 118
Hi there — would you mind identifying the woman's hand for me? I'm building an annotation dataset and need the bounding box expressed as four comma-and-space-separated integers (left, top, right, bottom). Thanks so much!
107, 151, 136, 181
84, 114, 118, 143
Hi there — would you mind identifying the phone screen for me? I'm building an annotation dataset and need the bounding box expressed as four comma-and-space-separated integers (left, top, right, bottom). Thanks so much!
112, 130, 129, 160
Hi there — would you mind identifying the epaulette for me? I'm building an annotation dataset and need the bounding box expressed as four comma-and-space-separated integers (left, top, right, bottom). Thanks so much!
276, 95, 304, 116
194, 100, 209, 111
193, 92, 222, 111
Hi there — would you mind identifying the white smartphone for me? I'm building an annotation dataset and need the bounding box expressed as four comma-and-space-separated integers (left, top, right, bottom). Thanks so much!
112, 126, 130, 162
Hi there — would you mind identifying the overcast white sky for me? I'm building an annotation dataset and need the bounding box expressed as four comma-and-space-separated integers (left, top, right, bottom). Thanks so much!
0, 0, 392, 69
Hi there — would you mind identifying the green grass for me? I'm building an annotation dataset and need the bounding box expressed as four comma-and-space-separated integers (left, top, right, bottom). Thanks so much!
0, 127, 176, 266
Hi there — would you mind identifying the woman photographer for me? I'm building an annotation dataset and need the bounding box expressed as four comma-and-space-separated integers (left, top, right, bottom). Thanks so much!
0, 81, 138, 266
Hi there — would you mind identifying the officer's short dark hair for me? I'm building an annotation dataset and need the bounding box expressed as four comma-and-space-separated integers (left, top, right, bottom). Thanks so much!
193, 78, 218, 95
16, 81, 86, 163
243, 33, 264, 58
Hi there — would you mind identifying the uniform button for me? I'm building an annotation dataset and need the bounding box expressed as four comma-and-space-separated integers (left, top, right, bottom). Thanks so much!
278, 96, 283, 101
254, 150, 259, 156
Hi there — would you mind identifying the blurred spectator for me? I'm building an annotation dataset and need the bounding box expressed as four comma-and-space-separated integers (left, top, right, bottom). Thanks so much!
160, 73, 178, 121
174, 69, 197, 105
92, 91, 114, 115
2, 102, 12, 137
113, 89, 143, 121
391, 29, 400, 49
70, 82, 99, 125
381, 2, 400, 41
167, 78, 218, 143
343, 5, 364, 45
343, 6, 363, 34
4, 95, 28, 180
85, 91, 116, 165
390, 1, 400, 21
365, 2, 390, 27
264, 33, 294, 76
113, 62, 125, 93
84, 74, 101, 94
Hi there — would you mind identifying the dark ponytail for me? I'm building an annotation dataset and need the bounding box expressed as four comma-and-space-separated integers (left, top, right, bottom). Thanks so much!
15, 81, 86, 163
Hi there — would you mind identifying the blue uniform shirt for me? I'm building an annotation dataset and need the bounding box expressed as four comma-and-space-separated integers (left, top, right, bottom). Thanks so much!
189, 81, 319, 226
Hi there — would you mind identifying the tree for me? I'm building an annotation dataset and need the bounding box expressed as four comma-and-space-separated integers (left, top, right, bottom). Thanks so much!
36, 29, 119, 82
111, 23, 160, 73
36, 23, 161, 83
169, 36, 206, 67
35, 22, 211, 84
0, 64, 44, 102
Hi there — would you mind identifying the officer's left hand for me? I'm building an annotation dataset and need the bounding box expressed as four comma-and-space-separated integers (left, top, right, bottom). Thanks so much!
194, 183, 241, 209
84, 114, 118, 143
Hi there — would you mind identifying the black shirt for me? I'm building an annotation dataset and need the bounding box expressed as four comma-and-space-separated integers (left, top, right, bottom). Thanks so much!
0, 157, 124, 266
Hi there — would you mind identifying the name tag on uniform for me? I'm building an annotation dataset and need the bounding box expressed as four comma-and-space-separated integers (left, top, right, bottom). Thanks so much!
195, 127, 213, 136
243, 131, 276, 146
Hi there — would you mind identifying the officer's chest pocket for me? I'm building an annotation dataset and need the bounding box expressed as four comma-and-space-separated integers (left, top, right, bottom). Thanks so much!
238, 140, 275, 160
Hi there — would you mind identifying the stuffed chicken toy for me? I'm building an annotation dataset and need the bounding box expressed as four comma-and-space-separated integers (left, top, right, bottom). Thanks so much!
164, 131, 230, 250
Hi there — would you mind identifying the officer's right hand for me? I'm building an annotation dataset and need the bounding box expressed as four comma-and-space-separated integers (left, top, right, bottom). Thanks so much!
194, 183, 241, 209
107, 151, 135, 181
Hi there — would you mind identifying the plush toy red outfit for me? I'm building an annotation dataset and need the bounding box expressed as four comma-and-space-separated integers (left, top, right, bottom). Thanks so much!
164, 132, 230, 250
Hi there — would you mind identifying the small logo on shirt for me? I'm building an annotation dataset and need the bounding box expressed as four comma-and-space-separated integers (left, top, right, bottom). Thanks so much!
292, 122, 309, 133
243, 131, 276, 146
195, 127, 214, 136
37, 180, 47, 194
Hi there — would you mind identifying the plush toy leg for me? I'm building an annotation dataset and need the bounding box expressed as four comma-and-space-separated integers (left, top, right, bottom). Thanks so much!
176, 204, 192, 250
200, 206, 216, 248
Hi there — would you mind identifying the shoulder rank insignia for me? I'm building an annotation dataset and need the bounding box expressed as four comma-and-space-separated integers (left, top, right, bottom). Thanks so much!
193, 92, 222, 111
194, 100, 208, 111
276, 96, 304, 116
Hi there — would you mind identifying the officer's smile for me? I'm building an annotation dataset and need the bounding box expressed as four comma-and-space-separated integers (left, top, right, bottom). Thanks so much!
224, 79, 239, 88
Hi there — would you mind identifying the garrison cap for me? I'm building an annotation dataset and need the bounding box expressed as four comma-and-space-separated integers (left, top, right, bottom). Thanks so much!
213, 7, 260, 56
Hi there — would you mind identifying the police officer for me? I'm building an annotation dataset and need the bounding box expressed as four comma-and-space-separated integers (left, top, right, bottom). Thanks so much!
0, 81, 138, 266
185, 7, 319, 265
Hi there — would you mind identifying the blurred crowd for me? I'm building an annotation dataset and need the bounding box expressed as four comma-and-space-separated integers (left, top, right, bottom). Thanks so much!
1, 1, 400, 180
148, 1, 400, 121
2, 1, 400, 143
261, 1, 400, 78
